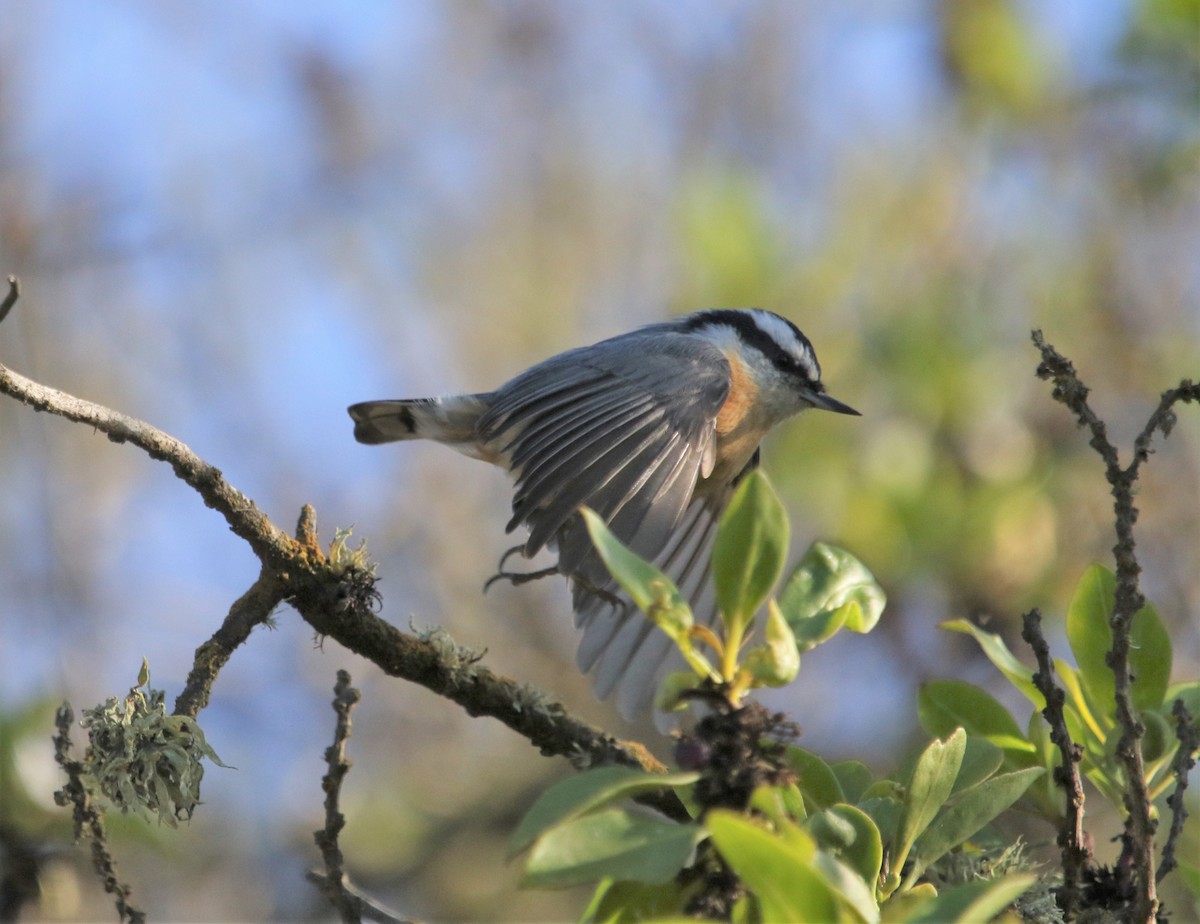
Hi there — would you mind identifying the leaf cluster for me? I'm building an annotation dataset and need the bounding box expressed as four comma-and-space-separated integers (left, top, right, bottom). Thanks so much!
582, 471, 885, 712
516, 475, 1048, 921
513, 726, 1043, 922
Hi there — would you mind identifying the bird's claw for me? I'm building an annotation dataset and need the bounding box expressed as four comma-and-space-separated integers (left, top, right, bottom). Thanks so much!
483, 545, 560, 593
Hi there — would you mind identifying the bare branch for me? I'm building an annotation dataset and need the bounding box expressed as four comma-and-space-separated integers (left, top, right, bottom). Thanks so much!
0, 275, 18, 325
1131, 381, 1200, 476
1158, 699, 1198, 884
313, 670, 363, 924
52, 703, 146, 924
1021, 608, 1090, 916
1031, 331, 1200, 923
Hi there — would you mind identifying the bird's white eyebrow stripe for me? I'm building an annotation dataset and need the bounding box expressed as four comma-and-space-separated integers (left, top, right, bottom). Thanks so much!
745, 310, 820, 380
750, 311, 804, 359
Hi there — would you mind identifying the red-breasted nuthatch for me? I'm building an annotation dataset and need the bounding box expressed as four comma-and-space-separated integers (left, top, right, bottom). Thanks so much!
349, 309, 858, 717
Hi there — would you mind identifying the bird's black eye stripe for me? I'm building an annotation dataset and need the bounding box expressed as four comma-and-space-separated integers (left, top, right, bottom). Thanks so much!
684, 309, 819, 383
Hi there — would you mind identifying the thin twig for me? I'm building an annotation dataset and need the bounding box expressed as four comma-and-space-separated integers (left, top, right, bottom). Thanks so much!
1032, 331, 1200, 923
1021, 608, 1090, 916
52, 703, 146, 924
173, 567, 287, 718
313, 670, 363, 924
0, 275, 18, 325
1158, 699, 1198, 884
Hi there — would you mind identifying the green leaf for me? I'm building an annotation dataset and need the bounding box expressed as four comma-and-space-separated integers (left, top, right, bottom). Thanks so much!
1067, 564, 1173, 715
906, 874, 1037, 923
811, 851, 881, 923
951, 737, 1005, 795
706, 811, 840, 923
1128, 600, 1172, 711
1067, 564, 1117, 712
909, 767, 1045, 877
831, 760, 874, 804
807, 804, 883, 893
742, 601, 801, 687
1166, 681, 1200, 719
509, 767, 699, 857
749, 784, 801, 829
712, 471, 789, 626
1175, 862, 1200, 901
940, 619, 1043, 708
784, 747, 845, 811
1054, 657, 1110, 745
521, 808, 702, 889
858, 797, 903, 852
918, 680, 1035, 755
778, 543, 886, 650
582, 509, 689, 630
894, 729, 966, 873
581, 877, 687, 924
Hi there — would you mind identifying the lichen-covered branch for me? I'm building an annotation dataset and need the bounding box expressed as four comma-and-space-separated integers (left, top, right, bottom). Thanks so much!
1, 290, 676, 805
52, 703, 146, 924
1021, 608, 1090, 916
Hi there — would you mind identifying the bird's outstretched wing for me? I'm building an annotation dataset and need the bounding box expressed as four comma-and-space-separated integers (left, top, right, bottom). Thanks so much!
477, 328, 743, 716
478, 329, 732, 563
570, 453, 760, 719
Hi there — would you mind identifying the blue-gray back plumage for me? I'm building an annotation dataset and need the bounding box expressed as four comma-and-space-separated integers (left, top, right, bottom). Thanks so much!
349, 322, 758, 717
473, 328, 743, 715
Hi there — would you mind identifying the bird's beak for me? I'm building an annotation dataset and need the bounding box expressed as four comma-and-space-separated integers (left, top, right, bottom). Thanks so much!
808, 389, 860, 416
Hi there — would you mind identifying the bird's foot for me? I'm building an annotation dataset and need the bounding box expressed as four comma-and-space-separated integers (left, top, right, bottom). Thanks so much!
483, 545, 560, 592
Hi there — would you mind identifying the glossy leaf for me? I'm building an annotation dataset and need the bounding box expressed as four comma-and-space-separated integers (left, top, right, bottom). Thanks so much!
706, 811, 840, 923
521, 808, 701, 889
1066, 563, 1172, 714
712, 471, 789, 625
581, 878, 686, 924
1166, 681, 1200, 719
778, 543, 886, 649
811, 851, 880, 923
785, 746, 845, 811
582, 509, 689, 630
894, 729, 966, 872
1054, 657, 1110, 744
1067, 564, 1114, 704
510, 766, 699, 857
909, 767, 1045, 877
950, 736, 1005, 795
807, 804, 883, 893
742, 601, 800, 687
940, 619, 1043, 708
857, 796, 903, 852
918, 680, 1034, 754
746, 783, 810, 831
831, 760, 874, 804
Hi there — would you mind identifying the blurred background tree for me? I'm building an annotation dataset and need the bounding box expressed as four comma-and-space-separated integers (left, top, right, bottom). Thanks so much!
0, 2, 1196, 921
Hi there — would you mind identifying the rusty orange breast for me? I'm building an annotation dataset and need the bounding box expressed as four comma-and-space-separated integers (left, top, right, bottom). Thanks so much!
715, 350, 758, 436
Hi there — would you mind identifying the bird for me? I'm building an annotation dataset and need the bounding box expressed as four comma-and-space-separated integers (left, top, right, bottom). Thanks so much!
348, 308, 859, 718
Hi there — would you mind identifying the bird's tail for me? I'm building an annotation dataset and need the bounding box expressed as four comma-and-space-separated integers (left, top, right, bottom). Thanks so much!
348, 395, 491, 447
